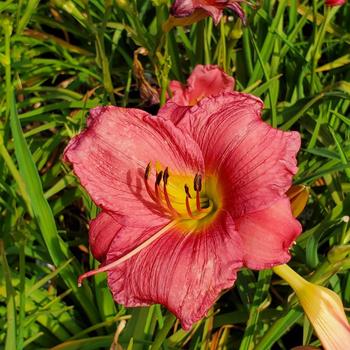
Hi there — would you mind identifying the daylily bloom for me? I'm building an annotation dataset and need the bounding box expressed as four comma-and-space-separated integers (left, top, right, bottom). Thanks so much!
170, 0, 246, 25
159, 64, 235, 124
273, 264, 350, 350
64, 91, 301, 329
325, 0, 346, 6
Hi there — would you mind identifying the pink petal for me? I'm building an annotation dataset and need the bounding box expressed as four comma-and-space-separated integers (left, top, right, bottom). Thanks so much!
159, 65, 234, 125
176, 92, 301, 216
168, 65, 234, 107
89, 211, 123, 262
158, 81, 191, 125
235, 198, 302, 269
64, 106, 204, 227
186, 65, 235, 104
106, 211, 243, 330
158, 103, 191, 126
168, 80, 188, 105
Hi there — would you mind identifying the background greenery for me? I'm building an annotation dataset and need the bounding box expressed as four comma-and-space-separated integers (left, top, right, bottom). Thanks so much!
0, 0, 349, 349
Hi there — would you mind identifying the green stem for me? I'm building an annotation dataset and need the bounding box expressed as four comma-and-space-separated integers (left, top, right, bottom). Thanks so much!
195, 21, 205, 65
150, 314, 176, 350
17, 243, 26, 350
248, 29, 277, 127
218, 20, 227, 71
0, 141, 33, 216
0, 241, 17, 350
242, 28, 253, 78
204, 19, 212, 65
96, 31, 116, 104
239, 270, 272, 350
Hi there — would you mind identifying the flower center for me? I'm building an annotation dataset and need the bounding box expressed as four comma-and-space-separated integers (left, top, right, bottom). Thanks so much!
144, 162, 221, 229
76, 163, 222, 286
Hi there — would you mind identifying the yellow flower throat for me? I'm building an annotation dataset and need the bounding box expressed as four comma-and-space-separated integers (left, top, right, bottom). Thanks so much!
144, 162, 222, 231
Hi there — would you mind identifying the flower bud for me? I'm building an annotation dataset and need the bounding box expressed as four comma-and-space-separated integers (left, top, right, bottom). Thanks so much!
273, 265, 350, 350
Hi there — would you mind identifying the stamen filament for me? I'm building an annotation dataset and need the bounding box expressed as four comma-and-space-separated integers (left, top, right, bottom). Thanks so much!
144, 166, 212, 221
145, 179, 157, 202
185, 184, 194, 218
186, 196, 194, 218
144, 163, 157, 202
196, 190, 201, 212
164, 184, 178, 216
163, 167, 179, 216
78, 220, 178, 286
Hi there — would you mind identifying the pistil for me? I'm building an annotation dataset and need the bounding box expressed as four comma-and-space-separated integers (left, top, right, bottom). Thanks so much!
78, 220, 178, 286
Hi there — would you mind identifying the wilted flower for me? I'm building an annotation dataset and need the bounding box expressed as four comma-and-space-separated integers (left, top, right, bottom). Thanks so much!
274, 264, 350, 350
171, 0, 246, 25
64, 91, 301, 329
133, 47, 160, 105
325, 0, 346, 6
159, 64, 235, 124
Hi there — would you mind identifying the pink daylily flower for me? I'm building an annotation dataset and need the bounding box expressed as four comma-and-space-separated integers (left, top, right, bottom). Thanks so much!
171, 0, 246, 25
159, 64, 235, 125
64, 92, 301, 329
168, 65, 235, 106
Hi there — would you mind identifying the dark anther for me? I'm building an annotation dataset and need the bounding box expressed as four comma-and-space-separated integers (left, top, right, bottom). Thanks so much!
163, 167, 169, 185
194, 174, 202, 192
156, 171, 163, 186
184, 184, 192, 198
144, 162, 151, 180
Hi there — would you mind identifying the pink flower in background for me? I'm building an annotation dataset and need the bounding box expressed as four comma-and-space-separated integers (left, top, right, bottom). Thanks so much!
168, 65, 234, 106
159, 64, 235, 124
325, 0, 345, 6
64, 91, 301, 329
171, 0, 246, 25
